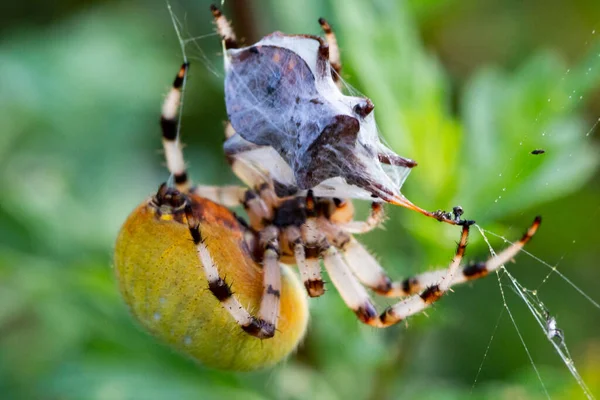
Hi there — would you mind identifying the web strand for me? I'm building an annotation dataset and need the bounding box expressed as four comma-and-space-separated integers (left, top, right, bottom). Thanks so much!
477, 225, 550, 399
166, 2, 189, 188
476, 224, 595, 400
470, 307, 505, 394
482, 228, 600, 311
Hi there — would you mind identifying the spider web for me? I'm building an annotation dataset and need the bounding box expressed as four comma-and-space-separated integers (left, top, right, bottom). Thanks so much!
166, 3, 600, 398
464, 27, 600, 399
472, 225, 596, 399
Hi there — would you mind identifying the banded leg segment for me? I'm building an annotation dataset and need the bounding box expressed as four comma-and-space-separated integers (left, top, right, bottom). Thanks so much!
249, 226, 283, 338
286, 226, 324, 297
322, 246, 378, 323
188, 184, 274, 234
388, 217, 543, 296
323, 224, 470, 327
223, 122, 278, 192
185, 206, 254, 330
300, 190, 327, 297
318, 18, 342, 85
210, 5, 238, 50
342, 238, 393, 294
378, 224, 469, 326
339, 202, 385, 234
243, 190, 273, 231
185, 206, 281, 339
160, 63, 190, 192
342, 217, 541, 298
189, 185, 246, 207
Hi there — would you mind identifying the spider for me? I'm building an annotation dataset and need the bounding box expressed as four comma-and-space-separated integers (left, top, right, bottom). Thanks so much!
113, 6, 541, 371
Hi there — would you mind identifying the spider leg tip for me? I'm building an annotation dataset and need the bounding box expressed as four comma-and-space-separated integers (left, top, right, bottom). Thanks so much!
318, 17, 331, 32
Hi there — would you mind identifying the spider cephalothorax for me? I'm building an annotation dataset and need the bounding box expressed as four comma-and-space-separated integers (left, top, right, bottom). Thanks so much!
113, 6, 541, 371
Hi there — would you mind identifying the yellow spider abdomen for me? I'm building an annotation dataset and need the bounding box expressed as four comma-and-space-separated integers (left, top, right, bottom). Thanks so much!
114, 196, 309, 371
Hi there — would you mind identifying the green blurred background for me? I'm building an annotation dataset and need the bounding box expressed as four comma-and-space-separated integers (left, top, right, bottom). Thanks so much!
1, 0, 599, 399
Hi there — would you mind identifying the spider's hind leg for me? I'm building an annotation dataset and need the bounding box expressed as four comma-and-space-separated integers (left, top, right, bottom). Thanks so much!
394, 217, 542, 295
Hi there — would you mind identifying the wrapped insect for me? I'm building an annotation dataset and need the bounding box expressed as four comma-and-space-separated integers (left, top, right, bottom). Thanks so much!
216, 7, 465, 225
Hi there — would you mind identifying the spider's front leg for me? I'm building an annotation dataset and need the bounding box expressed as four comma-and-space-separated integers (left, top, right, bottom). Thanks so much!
160, 62, 190, 193
158, 65, 282, 220
396, 217, 541, 294
159, 62, 258, 208
334, 217, 540, 298
376, 224, 470, 326
319, 224, 471, 327
359, 218, 540, 326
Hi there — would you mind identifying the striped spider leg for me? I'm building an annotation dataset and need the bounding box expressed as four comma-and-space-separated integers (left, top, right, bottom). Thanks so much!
331, 213, 541, 299
318, 17, 342, 87
184, 203, 282, 339
158, 63, 285, 338
316, 200, 541, 326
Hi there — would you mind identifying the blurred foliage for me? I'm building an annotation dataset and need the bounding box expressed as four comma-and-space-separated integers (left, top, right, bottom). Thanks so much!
1, 0, 600, 399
